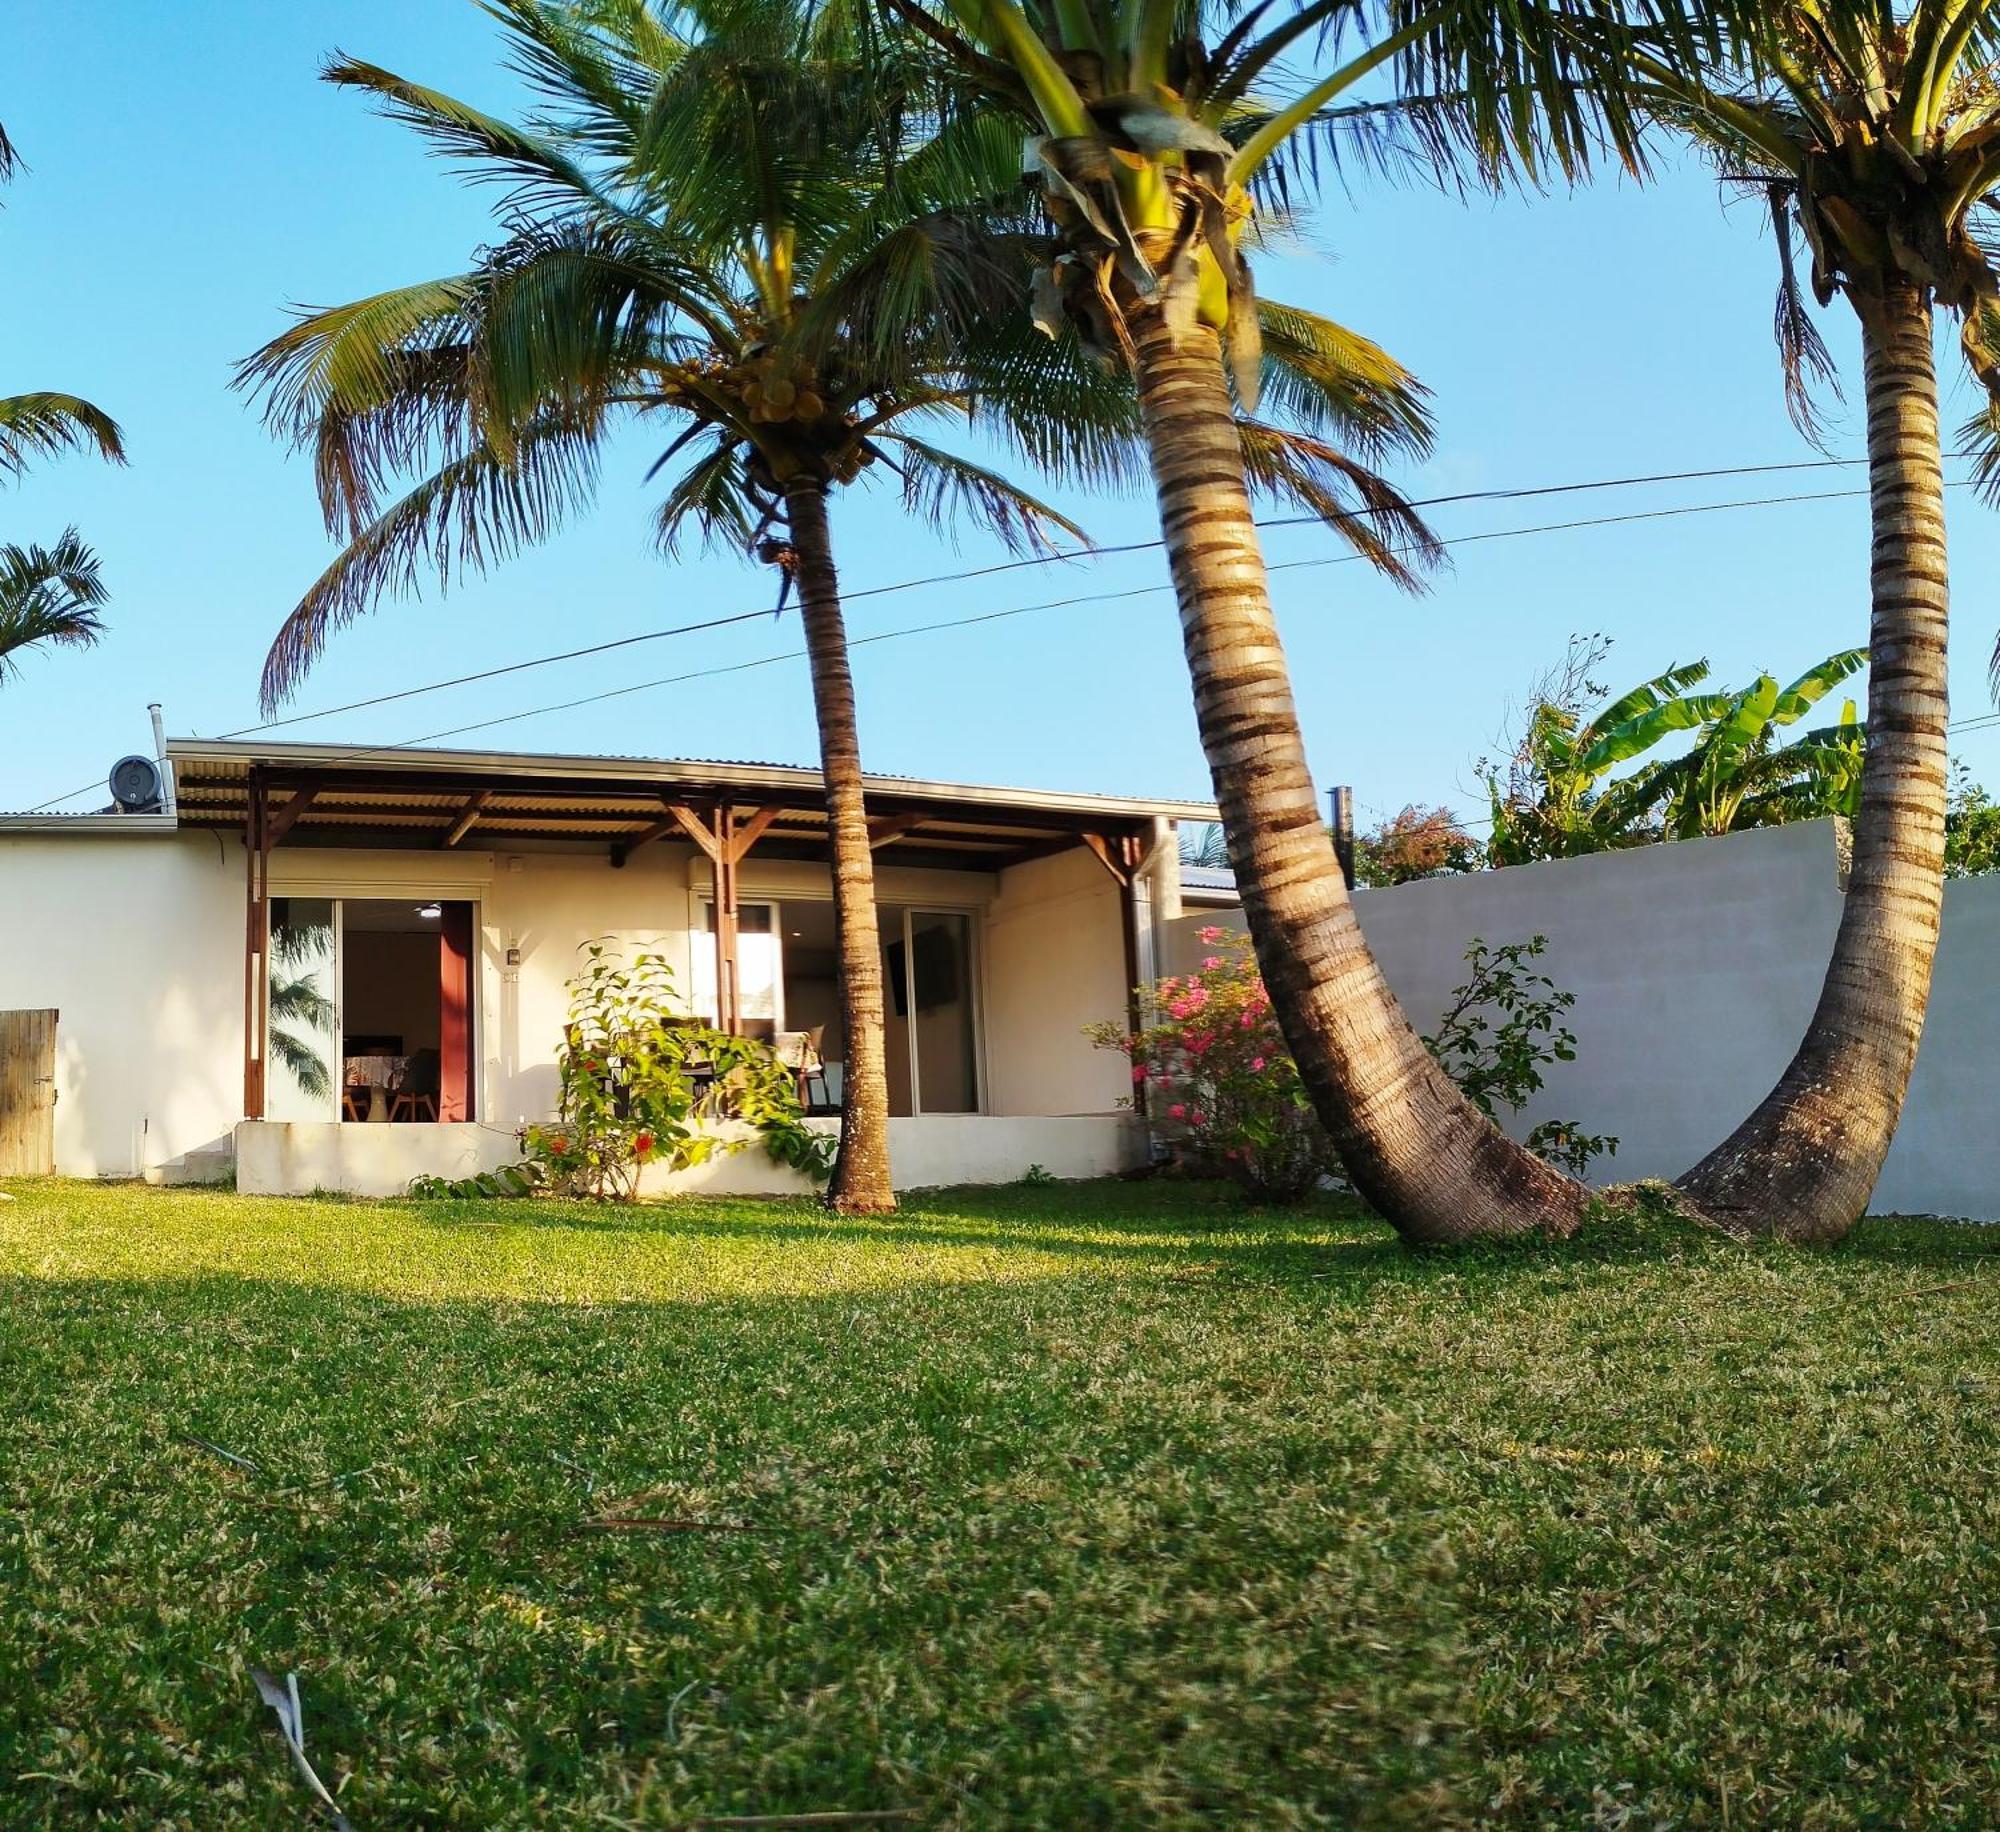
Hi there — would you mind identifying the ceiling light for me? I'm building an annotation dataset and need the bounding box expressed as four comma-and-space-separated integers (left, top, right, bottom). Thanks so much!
415, 903, 443, 920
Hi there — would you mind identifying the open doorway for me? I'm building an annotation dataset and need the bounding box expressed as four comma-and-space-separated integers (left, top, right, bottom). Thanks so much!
264, 897, 476, 1123
341, 900, 475, 1122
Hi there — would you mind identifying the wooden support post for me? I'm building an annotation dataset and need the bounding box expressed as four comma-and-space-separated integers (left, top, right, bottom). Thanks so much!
242, 772, 270, 1120
665, 803, 781, 1034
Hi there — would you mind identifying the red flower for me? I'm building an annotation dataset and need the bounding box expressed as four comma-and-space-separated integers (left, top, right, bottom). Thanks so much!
632, 1130, 656, 1159
549, 1135, 570, 1156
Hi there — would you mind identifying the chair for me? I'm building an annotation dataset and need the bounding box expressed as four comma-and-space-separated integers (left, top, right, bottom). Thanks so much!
341, 1086, 367, 1124
779, 1026, 832, 1111
389, 1048, 442, 1123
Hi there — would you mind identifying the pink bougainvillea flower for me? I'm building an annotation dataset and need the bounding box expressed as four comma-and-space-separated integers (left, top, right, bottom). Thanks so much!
1168, 1103, 1186, 1121
1202, 955, 1223, 971
1251, 1056, 1266, 1072
1132, 1064, 1147, 1084
1198, 926, 1223, 943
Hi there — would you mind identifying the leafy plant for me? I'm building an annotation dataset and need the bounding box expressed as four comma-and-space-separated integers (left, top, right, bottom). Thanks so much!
1354, 805, 1480, 886
520, 942, 829, 1201
408, 1163, 547, 1200
1422, 938, 1617, 1179
1484, 640, 1871, 864
1091, 928, 1340, 1205
1596, 650, 1867, 839
1946, 763, 2000, 879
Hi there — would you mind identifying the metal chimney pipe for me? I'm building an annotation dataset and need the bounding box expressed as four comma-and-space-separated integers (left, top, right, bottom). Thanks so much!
148, 702, 178, 819
1328, 785, 1355, 890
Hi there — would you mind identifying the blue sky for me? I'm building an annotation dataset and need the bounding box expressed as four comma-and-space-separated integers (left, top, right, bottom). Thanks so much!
6, 0, 2000, 830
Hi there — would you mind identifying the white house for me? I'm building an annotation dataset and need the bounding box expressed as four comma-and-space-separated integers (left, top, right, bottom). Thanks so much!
0, 738, 1202, 1195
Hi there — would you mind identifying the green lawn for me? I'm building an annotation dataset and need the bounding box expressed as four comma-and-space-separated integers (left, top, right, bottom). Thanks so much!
0, 1180, 1995, 1828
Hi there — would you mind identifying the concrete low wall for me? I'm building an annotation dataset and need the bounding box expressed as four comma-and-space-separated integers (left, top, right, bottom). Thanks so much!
1171, 820, 2000, 1220
236, 1114, 1142, 1199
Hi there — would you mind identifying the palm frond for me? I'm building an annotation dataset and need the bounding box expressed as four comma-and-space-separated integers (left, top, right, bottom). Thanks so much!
323, 54, 612, 215
1255, 297, 1433, 463
1235, 420, 1441, 591
0, 530, 111, 681
651, 429, 762, 556
1768, 185, 1841, 446
262, 418, 599, 711
0, 393, 127, 480
870, 430, 1091, 555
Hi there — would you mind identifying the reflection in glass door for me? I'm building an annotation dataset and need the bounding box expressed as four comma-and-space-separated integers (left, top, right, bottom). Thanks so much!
265, 897, 338, 1122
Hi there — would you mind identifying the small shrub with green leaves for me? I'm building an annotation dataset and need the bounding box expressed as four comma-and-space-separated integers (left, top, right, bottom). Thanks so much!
510, 942, 831, 1201
1422, 936, 1617, 1178
1094, 929, 1611, 1201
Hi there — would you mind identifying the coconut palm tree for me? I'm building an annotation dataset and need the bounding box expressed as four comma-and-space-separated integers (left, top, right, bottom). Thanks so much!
0, 531, 110, 685
880, 0, 1699, 1240
1591, 3, 2000, 1239
241, 0, 1439, 1214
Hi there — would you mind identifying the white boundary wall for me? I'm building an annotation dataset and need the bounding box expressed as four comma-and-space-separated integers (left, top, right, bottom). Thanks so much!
1171, 820, 2000, 1220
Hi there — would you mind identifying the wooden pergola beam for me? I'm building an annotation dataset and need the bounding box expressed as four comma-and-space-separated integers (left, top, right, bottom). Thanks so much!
867, 812, 927, 850
440, 789, 492, 848
264, 786, 318, 848
1079, 830, 1144, 888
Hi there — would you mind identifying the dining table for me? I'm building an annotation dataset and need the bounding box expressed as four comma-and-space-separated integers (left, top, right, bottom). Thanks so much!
344, 1053, 409, 1123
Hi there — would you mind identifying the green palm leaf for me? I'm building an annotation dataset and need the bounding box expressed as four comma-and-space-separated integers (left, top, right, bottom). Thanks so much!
0, 531, 111, 684
0, 393, 127, 481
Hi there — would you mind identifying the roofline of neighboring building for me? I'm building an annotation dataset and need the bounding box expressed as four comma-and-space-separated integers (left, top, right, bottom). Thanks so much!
0, 812, 180, 835
162, 737, 1220, 825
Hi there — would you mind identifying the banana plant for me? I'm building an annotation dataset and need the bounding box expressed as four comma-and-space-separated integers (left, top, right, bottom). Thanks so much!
1597, 649, 1866, 839
1485, 659, 1713, 865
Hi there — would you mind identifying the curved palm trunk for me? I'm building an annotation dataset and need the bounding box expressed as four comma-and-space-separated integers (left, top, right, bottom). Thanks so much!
1679, 283, 1950, 1242
1129, 308, 1590, 1242
783, 481, 897, 1214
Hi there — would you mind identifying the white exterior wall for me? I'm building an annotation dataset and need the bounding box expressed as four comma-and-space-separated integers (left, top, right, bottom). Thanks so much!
4, 826, 1141, 1188
237, 1113, 1141, 1198
1172, 820, 2000, 1219
0, 831, 242, 1177
982, 845, 1132, 1116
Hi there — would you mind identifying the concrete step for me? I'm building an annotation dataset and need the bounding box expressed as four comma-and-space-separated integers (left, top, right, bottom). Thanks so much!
145, 1147, 235, 1188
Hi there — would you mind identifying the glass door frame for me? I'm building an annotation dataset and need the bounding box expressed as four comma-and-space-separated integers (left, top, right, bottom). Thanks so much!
264, 894, 481, 1124
888, 905, 985, 1117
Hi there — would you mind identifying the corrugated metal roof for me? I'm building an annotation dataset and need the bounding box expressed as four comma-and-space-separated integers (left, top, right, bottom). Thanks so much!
165, 737, 1219, 823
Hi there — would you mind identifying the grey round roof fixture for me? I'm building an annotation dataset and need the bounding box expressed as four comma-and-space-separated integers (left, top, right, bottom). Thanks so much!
108, 755, 165, 814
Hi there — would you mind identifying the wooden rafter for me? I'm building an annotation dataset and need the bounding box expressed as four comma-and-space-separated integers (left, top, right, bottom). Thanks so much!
1078, 830, 1145, 888
440, 789, 492, 848
264, 786, 318, 847
867, 812, 927, 850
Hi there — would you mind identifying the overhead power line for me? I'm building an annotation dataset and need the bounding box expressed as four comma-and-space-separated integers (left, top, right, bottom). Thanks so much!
162, 479, 1970, 785
10, 452, 1994, 813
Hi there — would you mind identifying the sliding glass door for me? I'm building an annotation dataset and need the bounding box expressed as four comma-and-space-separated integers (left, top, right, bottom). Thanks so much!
264, 898, 477, 1123
883, 907, 980, 1115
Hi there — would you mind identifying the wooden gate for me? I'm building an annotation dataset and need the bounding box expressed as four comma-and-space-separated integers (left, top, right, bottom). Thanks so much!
0, 1009, 58, 1176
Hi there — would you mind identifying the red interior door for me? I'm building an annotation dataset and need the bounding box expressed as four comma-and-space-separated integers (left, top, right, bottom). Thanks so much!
438, 903, 475, 1122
